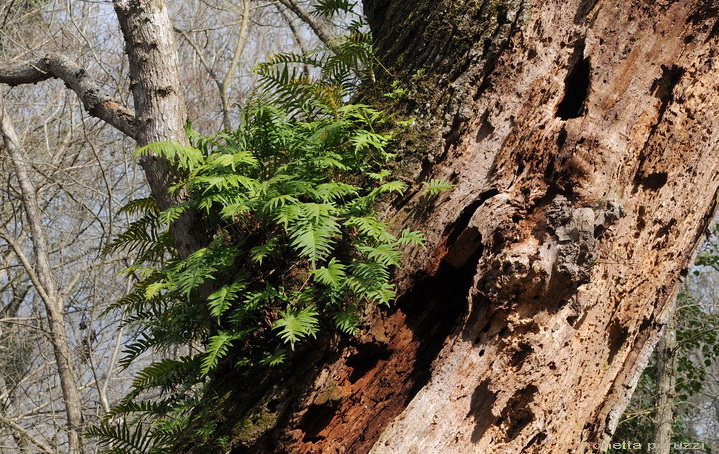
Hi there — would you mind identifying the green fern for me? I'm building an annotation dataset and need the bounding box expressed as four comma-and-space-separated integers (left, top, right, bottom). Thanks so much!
97, 16, 426, 453
312, 0, 357, 17
422, 178, 456, 195
273, 306, 320, 349
201, 330, 248, 374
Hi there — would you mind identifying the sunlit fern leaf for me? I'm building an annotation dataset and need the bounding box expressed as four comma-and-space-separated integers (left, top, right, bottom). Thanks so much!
345, 216, 393, 242
200, 330, 252, 374
422, 178, 456, 195
207, 279, 248, 317
157, 201, 194, 226
134, 142, 204, 172
313, 257, 347, 288
259, 347, 287, 366
311, 182, 359, 202
367, 281, 397, 306
273, 306, 320, 349
206, 150, 259, 170
312, 0, 357, 17
333, 305, 361, 335
103, 213, 160, 255
104, 398, 173, 420
287, 209, 340, 266
120, 335, 156, 370
131, 356, 203, 393
88, 419, 155, 454
398, 228, 426, 247
358, 243, 402, 267
118, 197, 160, 216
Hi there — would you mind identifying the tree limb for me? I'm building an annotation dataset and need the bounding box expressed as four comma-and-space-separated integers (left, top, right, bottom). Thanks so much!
0, 53, 137, 140
276, 0, 336, 47
0, 414, 56, 454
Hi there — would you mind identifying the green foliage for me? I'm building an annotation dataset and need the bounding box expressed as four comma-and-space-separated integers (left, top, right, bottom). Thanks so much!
422, 178, 456, 195
93, 11, 426, 452
273, 306, 320, 349
611, 287, 719, 452
253, 15, 374, 118
612, 226, 719, 451
312, 0, 357, 17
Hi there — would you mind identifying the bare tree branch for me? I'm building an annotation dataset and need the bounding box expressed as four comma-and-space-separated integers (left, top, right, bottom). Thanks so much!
276, 0, 336, 47
0, 54, 137, 140
0, 414, 56, 454
219, 0, 252, 130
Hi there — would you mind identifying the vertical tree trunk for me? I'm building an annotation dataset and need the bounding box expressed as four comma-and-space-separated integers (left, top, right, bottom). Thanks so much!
113, 0, 206, 257
0, 93, 86, 454
652, 311, 677, 454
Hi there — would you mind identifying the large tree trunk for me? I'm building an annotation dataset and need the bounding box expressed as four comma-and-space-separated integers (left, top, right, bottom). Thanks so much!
230, 0, 719, 452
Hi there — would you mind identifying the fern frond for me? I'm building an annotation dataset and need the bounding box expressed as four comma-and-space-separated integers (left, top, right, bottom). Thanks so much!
120, 335, 156, 370
103, 213, 162, 256
333, 305, 360, 335
88, 419, 155, 454
259, 347, 287, 366
288, 208, 340, 266
311, 182, 358, 202
118, 197, 160, 216
313, 258, 347, 288
422, 178, 456, 195
131, 356, 202, 392
104, 398, 173, 420
207, 279, 248, 317
398, 228, 425, 247
312, 0, 357, 17
135, 142, 204, 172
200, 330, 252, 374
358, 243, 402, 267
273, 306, 320, 349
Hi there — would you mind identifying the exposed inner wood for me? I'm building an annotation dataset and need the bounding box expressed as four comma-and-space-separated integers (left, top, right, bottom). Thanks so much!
218, 1, 719, 452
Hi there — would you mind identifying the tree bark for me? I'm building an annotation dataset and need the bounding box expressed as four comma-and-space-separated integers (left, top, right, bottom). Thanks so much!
112, 0, 208, 257
652, 310, 677, 454
0, 0, 208, 257
3, 0, 719, 453
228, 1, 719, 452
0, 53, 137, 139
276, 0, 336, 47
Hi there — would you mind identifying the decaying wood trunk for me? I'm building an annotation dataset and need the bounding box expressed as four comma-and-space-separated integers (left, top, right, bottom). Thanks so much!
234, 1, 719, 452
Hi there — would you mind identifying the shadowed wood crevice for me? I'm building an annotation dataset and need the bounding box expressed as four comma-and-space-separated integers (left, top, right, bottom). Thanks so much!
170, 1, 719, 452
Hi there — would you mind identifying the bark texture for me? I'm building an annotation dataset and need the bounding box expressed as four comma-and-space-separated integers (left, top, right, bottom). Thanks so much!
0, 1, 206, 257
113, 0, 207, 257
652, 312, 677, 454
233, 0, 719, 452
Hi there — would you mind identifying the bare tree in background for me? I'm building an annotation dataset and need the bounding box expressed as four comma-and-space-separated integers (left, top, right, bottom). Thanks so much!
0, 0, 345, 452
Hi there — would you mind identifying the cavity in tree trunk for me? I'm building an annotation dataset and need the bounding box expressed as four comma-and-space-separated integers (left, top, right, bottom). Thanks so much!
220, 1, 719, 453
